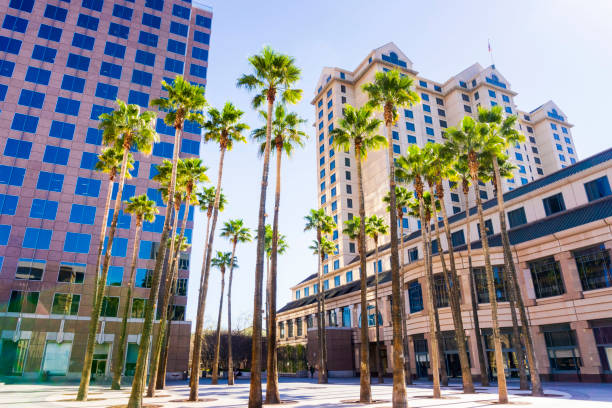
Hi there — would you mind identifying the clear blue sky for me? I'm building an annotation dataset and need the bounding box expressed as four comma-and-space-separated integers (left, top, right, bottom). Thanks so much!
187, 0, 612, 329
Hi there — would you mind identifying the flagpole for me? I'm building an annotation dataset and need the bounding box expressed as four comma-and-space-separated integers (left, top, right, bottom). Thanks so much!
488, 38, 495, 68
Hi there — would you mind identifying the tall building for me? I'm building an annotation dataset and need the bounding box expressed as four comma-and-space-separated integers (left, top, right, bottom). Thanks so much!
312, 42, 577, 276
0, 0, 211, 379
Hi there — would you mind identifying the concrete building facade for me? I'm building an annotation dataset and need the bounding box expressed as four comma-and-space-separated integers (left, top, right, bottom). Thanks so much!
278, 148, 612, 382
0, 0, 211, 380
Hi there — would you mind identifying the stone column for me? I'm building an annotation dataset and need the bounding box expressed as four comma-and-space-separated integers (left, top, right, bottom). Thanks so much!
554, 251, 583, 301
571, 320, 602, 379
335, 308, 341, 327
517, 260, 537, 307
348, 305, 354, 328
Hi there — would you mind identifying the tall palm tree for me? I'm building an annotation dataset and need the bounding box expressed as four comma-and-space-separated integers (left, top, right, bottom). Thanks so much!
363, 70, 420, 406
253, 104, 307, 403
155, 159, 208, 390
446, 115, 508, 403
262, 225, 289, 338
365, 215, 389, 384
220, 219, 252, 386
237, 46, 302, 408
424, 142, 475, 393
127, 77, 206, 408
452, 157, 490, 386
383, 186, 413, 384
477, 106, 543, 395
111, 195, 158, 390
396, 146, 442, 398
331, 104, 385, 402
78, 100, 157, 401
190, 102, 248, 400
211, 251, 237, 385
304, 209, 336, 384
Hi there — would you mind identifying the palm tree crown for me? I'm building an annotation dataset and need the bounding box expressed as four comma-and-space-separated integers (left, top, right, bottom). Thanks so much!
95, 147, 134, 182
99, 99, 158, 152
362, 70, 420, 125
212, 251, 237, 271
342, 217, 361, 240
252, 104, 307, 156
204, 102, 249, 150
151, 75, 206, 129
330, 105, 386, 159
221, 219, 253, 246
124, 195, 158, 225
304, 208, 336, 235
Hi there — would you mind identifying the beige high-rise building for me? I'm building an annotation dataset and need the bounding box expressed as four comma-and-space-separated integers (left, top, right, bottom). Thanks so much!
311, 42, 577, 283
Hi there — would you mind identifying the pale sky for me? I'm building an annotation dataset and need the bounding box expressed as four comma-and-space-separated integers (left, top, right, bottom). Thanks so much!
187, 0, 612, 330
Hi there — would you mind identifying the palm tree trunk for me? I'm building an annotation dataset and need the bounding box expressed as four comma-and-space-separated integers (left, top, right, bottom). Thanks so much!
211, 268, 226, 384
249, 94, 274, 408
265, 144, 283, 403
492, 161, 543, 396
147, 201, 181, 397
190, 146, 227, 401
189, 211, 212, 392
227, 239, 238, 386
470, 158, 508, 404
316, 231, 328, 384
128, 121, 181, 408
397, 209, 412, 385
111, 219, 143, 390
383, 116, 407, 407
418, 190, 441, 398
373, 242, 383, 384
434, 302, 448, 387
79, 146, 130, 401
434, 183, 474, 393
354, 144, 371, 403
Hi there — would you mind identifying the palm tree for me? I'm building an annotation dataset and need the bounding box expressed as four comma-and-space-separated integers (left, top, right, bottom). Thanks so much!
477, 106, 543, 395
78, 100, 157, 401
190, 102, 248, 401
383, 186, 413, 384
237, 46, 302, 408
365, 215, 389, 384
446, 115, 508, 403
211, 251, 237, 385
111, 195, 158, 390
363, 70, 420, 406
452, 157, 490, 386
253, 104, 307, 403
304, 209, 336, 384
424, 142, 475, 393
262, 225, 289, 333
396, 146, 441, 398
331, 104, 385, 402
220, 219, 253, 386
127, 77, 206, 407
155, 158, 208, 390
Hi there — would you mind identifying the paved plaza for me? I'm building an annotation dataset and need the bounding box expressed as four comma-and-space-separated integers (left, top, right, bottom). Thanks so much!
1, 378, 611, 408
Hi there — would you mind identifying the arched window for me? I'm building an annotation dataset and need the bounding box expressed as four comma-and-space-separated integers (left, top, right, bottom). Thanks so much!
492, 74, 499, 81
358, 305, 383, 327
389, 52, 398, 61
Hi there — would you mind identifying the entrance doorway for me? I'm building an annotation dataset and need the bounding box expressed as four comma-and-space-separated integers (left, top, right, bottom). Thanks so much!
444, 352, 461, 378
0, 339, 28, 375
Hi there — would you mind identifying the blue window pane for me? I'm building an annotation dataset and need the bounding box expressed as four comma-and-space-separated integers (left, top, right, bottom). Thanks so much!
95, 83, 118, 100
37, 172, 63, 192
142, 12, 161, 29
11, 113, 39, 133
406, 122, 415, 132
138, 241, 153, 259
0, 35, 22, 54
145, 0, 164, 11
77, 13, 99, 30
181, 139, 200, 155
55, 97, 80, 116
170, 21, 188, 36
18, 89, 45, 108
104, 41, 126, 59
131, 69, 152, 86
111, 183, 136, 200
30, 199, 58, 220
69, 204, 96, 224
113, 4, 133, 20
135, 50, 155, 66
82, 0, 104, 12
108, 22, 129, 39
90, 104, 113, 120
107, 209, 132, 229
195, 14, 211, 28
165, 57, 184, 74
138, 31, 158, 47
143, 214, 165, 233
25, 67, 51, 85
106, 266, 124, 285
64, 232, 91, 253
66, 53, 90, 71
192, 46, 208, 62
61, 74, 86, 93
100, 61, 122, 79
426, 127, 434, 136
103, 237, 128, 257
424, 115, 432, 124
4, 139, 32, 159
32, 45, 57, 63
3, 16, 28, 33
172, 4, 190, 19
9, 0, 35, 12
44, 4, 68, 22
80, 152, 98, 170
75, 177, 101, 197
49, 120, 75, 140
23, 228, 53, 249
167, 39, 186, 55
0, 165, 25, 186
0, 60, 15, 77
147, 188, 165, 206
407, 135, 417, 144
0, 225, 10, 245
86, 127, 103, 145
0, 194, 18, 215
193, 30, 209, 45
127, 90, 149, 107
184, 120, 201, 134
153, 142, 174, 158
72, 33, 95, 50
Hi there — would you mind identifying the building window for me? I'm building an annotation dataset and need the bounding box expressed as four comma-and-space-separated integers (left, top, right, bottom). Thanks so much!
584, 176, 611, 202
51, 293, 80, 315
573, 244, 612, 291
477, 219, 494, 238
507, 207, 527, 228
358, 305, 382, 328
342, 307, 351, 327
433, 274, 449, 308
106, 266, 124, 286
131, 298, 147, 318
67, 53, 90, 71
296, 317, 303, 336
135, 268, 153, 288
543, 325, 581, 372
451, 230, 465, 247
473, 266, 507, 303
542, 193, 566, 216
593, 325, 612, 372
30, 199, 58, 220
287, 320, 294, 337
58, 264, 85, 284
100, 297, 119, 317
23, 228, 52, 249
408, 281, 423, 313
15, 259, 45, 280
528, 257, 565, 298
8, 291, 39, 313
346, 270, 353, 282
64, 232, 91, 253
279, 322, 284, 338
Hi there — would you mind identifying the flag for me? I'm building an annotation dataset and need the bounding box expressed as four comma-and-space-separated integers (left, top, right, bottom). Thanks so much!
488, 40, 491, 53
